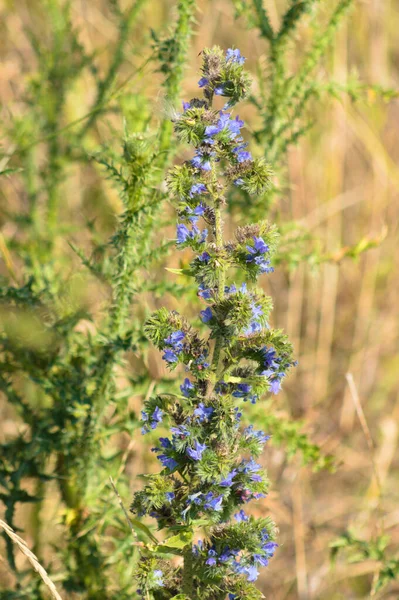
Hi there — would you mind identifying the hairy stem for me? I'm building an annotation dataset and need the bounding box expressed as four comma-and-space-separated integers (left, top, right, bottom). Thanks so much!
182, 544, 195, 598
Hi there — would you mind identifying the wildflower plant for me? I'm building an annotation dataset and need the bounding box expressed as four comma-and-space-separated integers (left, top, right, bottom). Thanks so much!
132, 47, 296, 600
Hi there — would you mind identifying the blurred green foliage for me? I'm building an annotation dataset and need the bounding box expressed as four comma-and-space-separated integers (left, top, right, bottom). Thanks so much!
0, 0, 397, 598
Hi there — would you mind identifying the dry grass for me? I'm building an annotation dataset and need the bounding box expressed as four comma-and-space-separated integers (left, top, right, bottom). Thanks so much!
0, 0, 398, 598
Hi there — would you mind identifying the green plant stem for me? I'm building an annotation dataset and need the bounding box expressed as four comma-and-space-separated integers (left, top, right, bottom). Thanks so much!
211, 197, 226, 376
78, 0, 148, 140
182, 544, 195, 598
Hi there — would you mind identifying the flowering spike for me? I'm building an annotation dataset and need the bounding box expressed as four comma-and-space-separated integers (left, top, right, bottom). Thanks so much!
133, 46, 296, 598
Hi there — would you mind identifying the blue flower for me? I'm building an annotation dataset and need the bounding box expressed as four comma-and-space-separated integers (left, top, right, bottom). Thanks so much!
165, 492, 175, 503
226, 48, 246, 65
236, 149, 252, 163
204, 492, 224, 512
141, 406, 163, 434
194, 402, 214, 423
198, 251, 211, 263
157, 454, 178, 470
198, 283, 212, 299
159, 437, 172, 448
184, 203, 206, 223
228, 115, 244, 137
240, 457, 262, 475
234, 509, 249, 522
176, 223, 208, 244
263, 541, 278, 556
219, 469, 237, 487
176, 223, 191, 244
232, 383, 252, 398
234, 177, 245, 186
195, 354, 210, 370
180, 378, 194, 397
189, 183, 207, 197
269, 378, 282, 394
170, 424, 191, 438
186, 440, 207, 461
153, 570, 164, 587
205, 548, 217, 566
246, 236, 274, 274
214, 85, 225, 95
191, 150, 214, 171
162, 349, 179, 363
198, 77, 209, 87
243, 425, 270, 444
253, 554, 269, 566
192, 539, 204, 555
233, 562, 259, 582
200, 307, 213, 323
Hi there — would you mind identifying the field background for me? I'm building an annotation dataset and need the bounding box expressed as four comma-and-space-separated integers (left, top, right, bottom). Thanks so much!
1, 0, 399, 598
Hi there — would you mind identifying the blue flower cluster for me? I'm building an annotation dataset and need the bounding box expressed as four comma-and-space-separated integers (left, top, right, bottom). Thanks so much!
141, 406, 163, 434
192, 525, 277, 586
246, 236, 274, 274
134, 46, 296, 599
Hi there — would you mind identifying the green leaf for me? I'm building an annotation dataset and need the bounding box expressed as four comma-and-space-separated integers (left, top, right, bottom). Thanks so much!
162, 530, 193, 549
129, 518, 159, 544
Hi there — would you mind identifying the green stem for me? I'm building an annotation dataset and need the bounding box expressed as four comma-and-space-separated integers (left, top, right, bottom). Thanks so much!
182, 544, 195, 598
78, 0, 148, 140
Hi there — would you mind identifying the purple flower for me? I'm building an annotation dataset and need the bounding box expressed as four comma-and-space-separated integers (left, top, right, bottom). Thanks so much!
180, 378, 194, 397
234, 177, 245, 186
214, 85, 225, 95
200, 307, 213, 323
198, 77, 209, 87
182, 101, 191, 111
186, 440, 207, 461
226, 48, 246, 65
165, 492, 175, 503
194, 402, 214, 423
234, 510, 249, 522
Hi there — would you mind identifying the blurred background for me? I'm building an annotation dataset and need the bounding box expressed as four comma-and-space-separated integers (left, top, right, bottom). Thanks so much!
0, 0, 398, 598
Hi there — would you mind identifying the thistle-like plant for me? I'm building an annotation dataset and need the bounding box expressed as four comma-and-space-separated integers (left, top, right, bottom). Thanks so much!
132, 47, 296, 600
